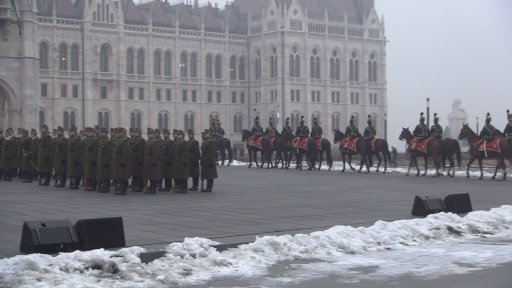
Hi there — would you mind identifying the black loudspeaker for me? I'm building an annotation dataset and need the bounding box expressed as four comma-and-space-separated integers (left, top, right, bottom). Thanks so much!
75, 217, 125, 251
444, 193, 473, 214
412, 196, 447, 216
20, 220, 79, 254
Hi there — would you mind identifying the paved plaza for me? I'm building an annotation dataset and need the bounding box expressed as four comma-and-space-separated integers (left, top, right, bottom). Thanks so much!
0, 166, 511, 259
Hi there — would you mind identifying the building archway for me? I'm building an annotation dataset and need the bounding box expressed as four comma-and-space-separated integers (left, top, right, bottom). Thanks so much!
0, 79, 15, 130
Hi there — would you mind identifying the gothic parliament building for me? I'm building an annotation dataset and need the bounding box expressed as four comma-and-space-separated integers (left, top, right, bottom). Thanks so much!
0, 0, 386, 141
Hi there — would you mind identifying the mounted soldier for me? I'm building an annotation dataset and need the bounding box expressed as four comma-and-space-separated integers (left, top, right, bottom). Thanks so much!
363, 115, 376, 140
479, 112, 497, 140
504, 110, 512, 136
214, 119, 225, 139
281, 117, 293, 135
264, 117, 277, 148
410, 112, 429, 151
345, 116, 360, 141
187, 129, 200, 191
66, 125, 82, 189
200, 129, 217, 192
430, 113, 443, 139
310, 117, 323, 150
295, 116, 309, 138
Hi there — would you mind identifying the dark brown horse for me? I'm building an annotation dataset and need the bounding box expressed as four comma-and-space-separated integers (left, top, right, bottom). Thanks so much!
333, 129, 371, 173
366, 138, 392, 173
458, 124, 512, 180
242, 130, 272, 169
440, 138, 462, 177
315, 138, 333, 171
399, 128, 443, 177
274, 129, 295, 169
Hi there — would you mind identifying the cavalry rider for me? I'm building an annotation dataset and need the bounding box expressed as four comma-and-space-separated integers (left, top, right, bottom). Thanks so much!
251, 116, 264, 138
430, 113, 443, 139
265, 117, 277, 138
413, 112, 429, 139
504, 110, 512, 136
281, 117, 293, 136
310, 117, 323, 139
295, 116, 310, 138
215, 119, 225, 139
479, 112, 497, 140
345, 115, 360, 141
363, 115, 376, 140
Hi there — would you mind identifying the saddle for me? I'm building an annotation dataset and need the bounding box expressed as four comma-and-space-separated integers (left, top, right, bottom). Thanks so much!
292, 137, 309, 150
248, 136, 263, 149
410, 137, 431, 153
314, 137, 322, 150
474, 138, 501, 154
341, 138, 359, 152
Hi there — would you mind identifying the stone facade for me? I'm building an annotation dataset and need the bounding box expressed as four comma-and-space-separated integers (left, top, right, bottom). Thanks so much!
0, 0, 387, 143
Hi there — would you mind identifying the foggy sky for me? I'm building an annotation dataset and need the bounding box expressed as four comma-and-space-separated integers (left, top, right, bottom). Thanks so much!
140, 0, 512, 149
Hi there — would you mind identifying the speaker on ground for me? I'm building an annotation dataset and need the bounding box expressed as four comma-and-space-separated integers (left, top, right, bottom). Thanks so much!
75, 217, 125, 251
412, 196, 447, 216
20, 220, 79, 254
444, 193, 472, 214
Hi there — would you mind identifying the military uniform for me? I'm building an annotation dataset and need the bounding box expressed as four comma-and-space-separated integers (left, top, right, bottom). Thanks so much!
111, 128, 131, 195
187, 130, 200, 191
159, 130, 174, 191
67, 128, 82, 189
53, 127, 68, 187
281, 118, 293, 135
295, 117, 309, 137
173, 130, 189, 193
1, 129, 18, 181
18, 130, 32, 182
200, 130, 218, 192
430, 113, 443, 138
251, 117, 264, 137
264, 118, 277, 137
96, 129, 113, 193
83, 128, 99, 191
310, 119, 323, 138
129, 129, 145, 192
413, 113, 429, 138
37, 126, 53, 185
143, 129, 162, 193
345, 116, 360, 143
504, 110, 512, 136
29, 130, 40, 181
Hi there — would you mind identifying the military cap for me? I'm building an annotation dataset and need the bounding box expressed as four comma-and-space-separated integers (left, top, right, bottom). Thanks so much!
485, 112, 491, 123
433, 113, 439, 121
300, 116, 305, 123
6, 128, 13, 133
420, 112, 425, 121
154, 129, 161, 134
285, 117, 290, 123
40, 124, 48, 130
350, 115, 355, 124
254, 116, 259, 124
30, 128, 37, 134
147, 128, 153, 134
367, 115, 372, 124
507, 109, 512, 121
70, 125, 78, 132
172, 129, 178, 134
313, 117, 318, 123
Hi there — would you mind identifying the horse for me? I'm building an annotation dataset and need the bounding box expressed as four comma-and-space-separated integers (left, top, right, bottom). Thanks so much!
274, 130, 295, 169
440, 138, 462, 177
458, 124, 512, 180
398, 128, 443, 177
315, 138, 333, 171
241, 130, 272, 169
333, 129, 371, 173
292, 137, 318, 171
214, 136, 233, 166
366, 137, 392, 173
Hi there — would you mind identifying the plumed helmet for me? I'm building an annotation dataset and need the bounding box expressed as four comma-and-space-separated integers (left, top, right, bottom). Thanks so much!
187, 129, 194, 135
420, 112, 425, 122
507, 109, 512, 121
367, 115, 372, 125
285, 117, 290, 124
313, 117, 318, 124
434, 113, 439, 122
486, 112, 491, 123
269, 117, 274, 125
254, 116, 259, 124
300, 116, 305, 123
350, 115, 355, 125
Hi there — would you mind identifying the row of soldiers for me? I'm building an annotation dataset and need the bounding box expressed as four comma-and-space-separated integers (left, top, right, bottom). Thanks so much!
413, 111, 512, 140
0, 125, 218, 194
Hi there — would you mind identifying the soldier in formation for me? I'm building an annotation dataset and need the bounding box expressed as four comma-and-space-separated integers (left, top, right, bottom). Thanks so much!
503, 110, 512, 136
430, 113, 443, 139
479, 113, 497, 140
413, 112, 429, 139
282, 117, 293, 135
188, 129, 200, 191
200, 129, 217, 192
264, 118, 277, 138
295, 116, 309, 138
251, 116, 264, 137
310, 117, 322, 139
345, 116, 360, 140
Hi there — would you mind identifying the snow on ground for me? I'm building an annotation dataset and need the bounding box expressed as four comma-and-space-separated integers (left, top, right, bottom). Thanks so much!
1, 206, 512, 288
230, 159, 507, 178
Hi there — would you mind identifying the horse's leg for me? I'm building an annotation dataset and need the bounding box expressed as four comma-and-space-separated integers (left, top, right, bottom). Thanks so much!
422, 156, 428, 176
348, 154, 356, 171
492, 158, 501, 180
248, 148, 252, 168
415, 157, 421, 176
318, 150, 323, 171
406, 156, 412, 176
341, 152, 346, 172
477, 157, 484, 180
375, 154, 382, 173
466, 157, 475, 178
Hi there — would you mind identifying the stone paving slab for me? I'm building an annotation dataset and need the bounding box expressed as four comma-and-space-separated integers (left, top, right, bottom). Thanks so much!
0, 166, 511, 259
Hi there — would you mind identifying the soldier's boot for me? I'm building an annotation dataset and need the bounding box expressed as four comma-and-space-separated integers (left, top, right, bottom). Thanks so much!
145, 181, 156, 194
203, 179, 213, 192
57, 175, 66, 188
74, 177, 81, 189
101, 180, 110, 193
159, 178, 170, 191
0, 169, 3, 181
43, 173, 51, 186
176, 179, 187, 193
116, 180, 127, 195
134, 177, 143, 192
22, 171, 32, 183
189, 177, 199, 191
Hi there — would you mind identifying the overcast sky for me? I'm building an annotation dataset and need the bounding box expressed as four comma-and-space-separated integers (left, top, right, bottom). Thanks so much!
141, 0, 512, 148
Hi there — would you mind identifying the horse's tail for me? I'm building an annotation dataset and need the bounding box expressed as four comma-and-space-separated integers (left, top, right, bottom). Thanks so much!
323, 139, 333, 167
455, 140, 462, 168
382, 139, 392, 162
225, 138, 233, 162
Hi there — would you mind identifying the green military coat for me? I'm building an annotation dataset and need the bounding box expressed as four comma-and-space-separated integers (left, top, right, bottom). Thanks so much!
129, 137, 145, 178
30, 137, 40, 169
1, 136, 18, 170
83, 136, 99, 179
19, 135, 32, 171
160, 138, 174, 178
37, 134, 53, 174
96, 136, 113, 180
188, 139, 200, 178
111, 137, 131, 180
143, 138, 162, 180
173, 139, 189, 179
53, 136, 68, 174
201, 139, 218, 180
67, 135, 82, 177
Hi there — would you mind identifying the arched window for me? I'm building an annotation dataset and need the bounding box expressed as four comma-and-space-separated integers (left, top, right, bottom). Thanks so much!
215, 54, 222, 79
130, 110, 142, 129
63, 111, 69, 131
368, 53, 378, 82
330, 50, 340, 80
205, 54, 213, 78
63, 110, 76, 131
349, 51, 359, 81
184, 112, 195, 131
180, 51, 187, 77
158, 111, 169, 130
164, 50, 172, 76
371, 113, 378, 128
309, 48, 320, 79
270, 47, 278, 79
291, 111, 300, 131
289, 46, 300, 77
99, 43, 110, 72
229, 56, 237, 80
126, 48, 135, 74
233, 113, 243, 133
70, 44, 79, 71
137, 48, 145, 75
154, 50, 161, 76
311, 112, 321, 127
190, 53, 198, 78
331, 112, 340, 131
98, 111, 110, 129
39, 42, 49, 70
255, 50, 261, 80
238, 56, 246, 80
39, 110, 45, 128
58, 43, 68, 71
